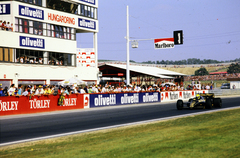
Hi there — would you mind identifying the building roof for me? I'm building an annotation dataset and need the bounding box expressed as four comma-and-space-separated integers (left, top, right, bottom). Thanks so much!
99, 64, 187, 79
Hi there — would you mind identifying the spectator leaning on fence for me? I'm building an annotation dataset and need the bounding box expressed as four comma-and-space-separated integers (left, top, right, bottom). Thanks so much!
8, 84, 15, 96
17, 84, 22, 95
22, 87, 29, 96
0, 85, 5, 96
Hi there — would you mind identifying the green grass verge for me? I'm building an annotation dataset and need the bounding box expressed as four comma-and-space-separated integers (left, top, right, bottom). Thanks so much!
1, 108, 240, 158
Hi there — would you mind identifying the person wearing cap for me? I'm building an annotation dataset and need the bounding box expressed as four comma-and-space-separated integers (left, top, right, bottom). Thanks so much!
0, 85, 5, 96
38, 85, 44, 95
13, 88, 19, 96
26, 85, 33, 94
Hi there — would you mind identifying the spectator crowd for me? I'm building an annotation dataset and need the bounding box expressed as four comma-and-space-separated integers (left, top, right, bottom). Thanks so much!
184, 73, 240, 81
0, 81, 214, 97
0, 20, 13, 31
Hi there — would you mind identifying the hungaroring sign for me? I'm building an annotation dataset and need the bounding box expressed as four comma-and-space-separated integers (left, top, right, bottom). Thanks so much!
154, 38, 174, 49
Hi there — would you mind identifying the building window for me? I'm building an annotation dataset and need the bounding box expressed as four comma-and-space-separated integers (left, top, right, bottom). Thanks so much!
6, 48, 76, 67
15, 18, 76, 40
0, 48, 14, 62
16, 0, 42, 6
15, 18, 45, 36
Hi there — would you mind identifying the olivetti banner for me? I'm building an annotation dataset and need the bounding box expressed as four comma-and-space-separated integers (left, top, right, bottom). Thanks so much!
89, 92, 161, 108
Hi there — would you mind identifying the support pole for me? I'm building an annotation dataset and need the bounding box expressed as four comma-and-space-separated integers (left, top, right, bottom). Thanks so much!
126, 5, 130, 85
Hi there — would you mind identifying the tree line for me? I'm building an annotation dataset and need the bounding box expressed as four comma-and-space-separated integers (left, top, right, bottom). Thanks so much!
140, 58, 240, 65
195, 63, 240, 75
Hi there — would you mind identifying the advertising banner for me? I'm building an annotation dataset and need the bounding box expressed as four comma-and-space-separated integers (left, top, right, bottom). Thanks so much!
89, 92, 161, 108
0, 4, 10, 15
19, 5, 44, 20
161, 90, 208, 102
154, 38, 174, 49
76, 48, 95, 67
79, 0, 95, 5
0, 94, 84, 116
20, 36, 45, 49
78, 18, 96, 30
1, 90, 209, 116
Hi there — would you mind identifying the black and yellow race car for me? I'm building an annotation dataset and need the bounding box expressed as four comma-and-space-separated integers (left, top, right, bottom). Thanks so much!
176, 93, 222, 110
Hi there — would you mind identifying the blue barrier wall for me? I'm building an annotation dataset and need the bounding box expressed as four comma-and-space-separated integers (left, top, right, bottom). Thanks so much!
89, 92, 161, 108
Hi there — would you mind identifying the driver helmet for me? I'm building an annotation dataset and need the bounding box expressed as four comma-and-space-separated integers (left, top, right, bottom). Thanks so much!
196, 94, 200, 99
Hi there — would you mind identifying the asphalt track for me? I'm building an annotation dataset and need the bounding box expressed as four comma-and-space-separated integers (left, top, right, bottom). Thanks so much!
0, 96, 240, 145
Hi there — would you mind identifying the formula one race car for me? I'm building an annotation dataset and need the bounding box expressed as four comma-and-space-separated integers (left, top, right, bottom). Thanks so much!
176, 93, 222, 110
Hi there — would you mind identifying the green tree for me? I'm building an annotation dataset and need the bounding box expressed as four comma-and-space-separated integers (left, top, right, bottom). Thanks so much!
227, 63, 240, 73
130, 60, 136, 63
195, 68, 209, 76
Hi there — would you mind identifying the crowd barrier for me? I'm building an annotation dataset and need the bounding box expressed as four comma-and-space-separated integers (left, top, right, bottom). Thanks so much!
86, 92, 161, 108
161, 90, 209, 102
0, 94, 85, 116
209, 89, 240, 96
0, 90, 208, 116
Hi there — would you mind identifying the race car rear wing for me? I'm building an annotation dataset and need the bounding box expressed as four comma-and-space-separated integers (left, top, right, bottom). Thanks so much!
200, 93, 215, 98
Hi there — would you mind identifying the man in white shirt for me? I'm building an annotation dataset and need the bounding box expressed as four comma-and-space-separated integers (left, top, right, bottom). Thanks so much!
6, 22, 10, 31
8, 84, 15, 96
101, 85, 107, 93
22, 87, 29, 96
79, 86, 85, 94
205, 84, 210, 90
93, 85, 99, 93
38, 85, 44, 94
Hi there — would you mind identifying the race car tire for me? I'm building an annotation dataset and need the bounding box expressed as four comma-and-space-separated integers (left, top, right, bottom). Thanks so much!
214, 98, 222, 108
206, 98, 212, 109
177, 100, 183, 110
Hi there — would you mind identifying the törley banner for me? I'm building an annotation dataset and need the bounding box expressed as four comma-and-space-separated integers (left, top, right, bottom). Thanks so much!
154, 38, 174, 49
0, 95, 84, 116
89, 92, 161, 108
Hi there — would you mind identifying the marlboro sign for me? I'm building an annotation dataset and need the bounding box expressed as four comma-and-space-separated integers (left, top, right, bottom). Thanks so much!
154, 38, 174, 49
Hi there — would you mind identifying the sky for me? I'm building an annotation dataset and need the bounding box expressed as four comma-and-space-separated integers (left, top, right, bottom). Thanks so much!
77, 0, 240, 62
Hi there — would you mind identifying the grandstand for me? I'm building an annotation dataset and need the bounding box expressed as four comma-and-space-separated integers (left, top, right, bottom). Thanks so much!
98, 61, 233, 76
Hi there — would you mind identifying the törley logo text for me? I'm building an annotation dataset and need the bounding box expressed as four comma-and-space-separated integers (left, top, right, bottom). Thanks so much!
20, 36, 45, 49
0, 100, 18, 111
19, 5, 44, 20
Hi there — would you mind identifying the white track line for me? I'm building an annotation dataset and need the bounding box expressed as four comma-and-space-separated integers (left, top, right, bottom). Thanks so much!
0, 106, 239, 147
